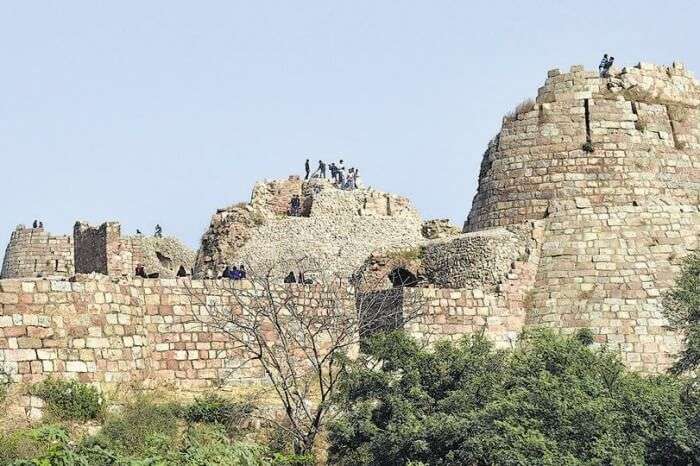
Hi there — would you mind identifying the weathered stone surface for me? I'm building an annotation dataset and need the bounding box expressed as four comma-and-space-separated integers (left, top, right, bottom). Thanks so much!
194, 178, 423, 279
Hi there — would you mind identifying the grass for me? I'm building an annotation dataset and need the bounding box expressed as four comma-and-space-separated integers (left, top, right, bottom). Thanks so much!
504, 98, 536, 122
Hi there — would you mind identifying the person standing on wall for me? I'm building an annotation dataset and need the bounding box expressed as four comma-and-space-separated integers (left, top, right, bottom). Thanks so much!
598, 54, 609, 76
305, 159, 310, 180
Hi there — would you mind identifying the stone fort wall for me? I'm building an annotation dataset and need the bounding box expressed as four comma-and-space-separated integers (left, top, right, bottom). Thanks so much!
529, 202, 698, 372
1, 227, 74, 279
0, 273, 541, 400
466, 62, 699, 231
463, 62, 699, 373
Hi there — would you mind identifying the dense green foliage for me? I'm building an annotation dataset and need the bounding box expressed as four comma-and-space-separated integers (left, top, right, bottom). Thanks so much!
0, 423, 270, 466
663, 250, 700, 374
329, 330, 700, 465
0, 394, 312, 465
182, 393, 253, 434
96, 395, 183, 457
30, 378, 103, 421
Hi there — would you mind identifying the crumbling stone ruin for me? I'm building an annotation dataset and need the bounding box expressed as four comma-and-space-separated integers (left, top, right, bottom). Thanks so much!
195, 176, 425, 279
0, 62, 698, 416
1, 221, 195, 280
73, 221, 195, 278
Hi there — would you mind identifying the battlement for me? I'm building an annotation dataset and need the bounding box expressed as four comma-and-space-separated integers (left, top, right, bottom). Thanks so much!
0, 226, 73, 279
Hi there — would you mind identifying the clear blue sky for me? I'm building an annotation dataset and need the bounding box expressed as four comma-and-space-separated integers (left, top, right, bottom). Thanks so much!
1, 1, 698, 254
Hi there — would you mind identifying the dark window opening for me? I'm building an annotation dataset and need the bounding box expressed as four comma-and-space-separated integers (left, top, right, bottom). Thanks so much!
584, 98, 592, 143
177, 265, 188, 277
389, 268, 418, 288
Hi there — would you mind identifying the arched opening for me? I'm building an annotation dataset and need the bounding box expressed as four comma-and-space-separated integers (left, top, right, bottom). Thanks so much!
156, 251, 173, 269
388, 267, 418, 288
176, 265, 188, 277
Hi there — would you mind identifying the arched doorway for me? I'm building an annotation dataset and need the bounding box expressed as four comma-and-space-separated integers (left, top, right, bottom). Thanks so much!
388, 267, 418, 288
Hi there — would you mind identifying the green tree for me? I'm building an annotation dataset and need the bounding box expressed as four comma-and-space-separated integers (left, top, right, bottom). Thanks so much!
329, 330, 699, 465
662, 251, 700, 374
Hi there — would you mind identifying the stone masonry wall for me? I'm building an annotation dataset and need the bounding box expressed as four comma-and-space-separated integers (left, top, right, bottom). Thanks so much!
0, 277, 353, 392
465, 62, 699, 231
528, 202, 698, 372
1, 227, 74, 279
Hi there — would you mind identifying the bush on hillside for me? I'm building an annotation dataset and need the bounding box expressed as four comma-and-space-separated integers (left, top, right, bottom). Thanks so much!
30, 378, 103, 421
329, 329, 699, 465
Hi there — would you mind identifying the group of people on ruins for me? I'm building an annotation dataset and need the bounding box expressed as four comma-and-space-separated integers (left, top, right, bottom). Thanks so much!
304, 158, 361, 190
31, 220, 44, 229
222, 264, 247, 280
599, 54, 615, 77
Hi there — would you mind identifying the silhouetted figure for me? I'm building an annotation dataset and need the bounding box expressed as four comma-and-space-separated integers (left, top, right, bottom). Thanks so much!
305, 159, 310, 180
239, 265, 247, 279
38, 221, 43, 229
330, 163, 338, 182
136, 229, 142, 235
317, 160, 326, 179
154, 224, 162, 238
222, 265, 231, 279
601, 55, 615, 77
598, 54, 609, 76
284, 271, 297, 283
135, 264, 147, 278
231, 266, 241, 280
290, 194, 301, 216
32, 220, 38, 228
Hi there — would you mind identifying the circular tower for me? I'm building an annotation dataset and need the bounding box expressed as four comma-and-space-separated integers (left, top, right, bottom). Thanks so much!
465, 62, 699, 231
465, 62, 700, 372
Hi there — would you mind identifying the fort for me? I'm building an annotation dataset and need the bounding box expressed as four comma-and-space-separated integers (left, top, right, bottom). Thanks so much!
1, 62, 698, 417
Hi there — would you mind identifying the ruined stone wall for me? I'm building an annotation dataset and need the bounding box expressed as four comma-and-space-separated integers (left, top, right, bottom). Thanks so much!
1, 227, 74, 279
250, 176, 304, 216
422, 224, 539, 289
195, 179, 424, 278
466, 62, 700, 231
528, 202, 698, 372
0, 277, 351, 391
74, 222, 194, 278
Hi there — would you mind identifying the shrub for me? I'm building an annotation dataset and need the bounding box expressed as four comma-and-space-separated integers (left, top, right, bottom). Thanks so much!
0, 427, 47, 465
574, 328, 595, 346
30, 378, 103, 421
178, 424, 269, 466
183, 393, 253, 433
662, 250, 700, 374
582, 140, 595, 153
385, 247, 424, 262
97, 395, 181, 457
329, 330, 699, 465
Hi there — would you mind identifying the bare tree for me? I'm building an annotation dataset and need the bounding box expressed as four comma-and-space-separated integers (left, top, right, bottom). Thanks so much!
184, 255, 426, 454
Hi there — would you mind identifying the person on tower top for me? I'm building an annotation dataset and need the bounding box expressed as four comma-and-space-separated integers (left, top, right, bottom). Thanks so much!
154, 224, 162, 237
598, 54, 609, 76
304, 159, 310, 180
600, 55, 615, 77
